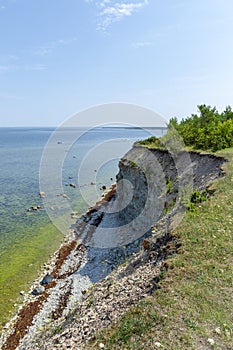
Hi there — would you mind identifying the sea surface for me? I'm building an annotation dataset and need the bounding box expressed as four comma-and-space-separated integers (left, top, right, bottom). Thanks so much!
0, 126, 166, 326
0, 127, 166, 254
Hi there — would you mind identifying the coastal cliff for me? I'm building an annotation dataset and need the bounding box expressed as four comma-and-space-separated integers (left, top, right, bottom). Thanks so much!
116, 145, 225, 227
1, 146, 227, 350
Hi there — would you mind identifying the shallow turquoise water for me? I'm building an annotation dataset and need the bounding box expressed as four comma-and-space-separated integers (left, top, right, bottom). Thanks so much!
0, 127, 165, 256
0, 126, 166, 327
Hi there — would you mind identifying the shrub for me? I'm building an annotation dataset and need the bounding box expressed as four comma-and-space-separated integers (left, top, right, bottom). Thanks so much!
170, 105, 233, 151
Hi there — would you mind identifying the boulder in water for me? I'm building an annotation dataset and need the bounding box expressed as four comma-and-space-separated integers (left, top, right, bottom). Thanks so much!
31, 285, 45, 296
40, 274, 54, 285
70, 183, 76, 188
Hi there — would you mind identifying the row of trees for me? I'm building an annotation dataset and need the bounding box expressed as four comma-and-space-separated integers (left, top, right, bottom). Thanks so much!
169, 105, 233, 151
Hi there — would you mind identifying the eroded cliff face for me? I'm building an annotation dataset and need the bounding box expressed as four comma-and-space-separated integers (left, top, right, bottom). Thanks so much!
115, 145, 226, 227
88, 145, 226, 248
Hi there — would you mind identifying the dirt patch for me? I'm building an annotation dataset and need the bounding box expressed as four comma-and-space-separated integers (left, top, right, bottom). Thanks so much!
91, 184, 116, 211
2, 293, 48, 350
52, 240, 77, 278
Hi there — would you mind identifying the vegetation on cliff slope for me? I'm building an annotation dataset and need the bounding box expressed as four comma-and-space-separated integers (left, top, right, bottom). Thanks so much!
85, 108, 233, 350
86, 149, 233, 350
170, 105, 233, 151
138, 104, 233, 152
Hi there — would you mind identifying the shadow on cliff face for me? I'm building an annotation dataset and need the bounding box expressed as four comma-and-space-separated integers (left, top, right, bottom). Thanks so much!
80, 147, 226, 249
76, 148, 226, 284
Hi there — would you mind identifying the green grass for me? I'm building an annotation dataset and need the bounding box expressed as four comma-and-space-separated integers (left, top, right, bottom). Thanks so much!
86, 148, 233, 350
98, 300, 164, 349
0, 222, 63, 330
136, 136, 163, 149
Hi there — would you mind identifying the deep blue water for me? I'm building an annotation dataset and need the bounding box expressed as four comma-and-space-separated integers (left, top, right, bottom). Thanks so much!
0, 127, 165, 253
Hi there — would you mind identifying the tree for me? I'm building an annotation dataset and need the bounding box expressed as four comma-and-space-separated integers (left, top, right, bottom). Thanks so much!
168, 105, 233, 151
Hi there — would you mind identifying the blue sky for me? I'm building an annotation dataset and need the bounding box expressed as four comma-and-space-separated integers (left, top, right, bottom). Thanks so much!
0, 0, 233, 126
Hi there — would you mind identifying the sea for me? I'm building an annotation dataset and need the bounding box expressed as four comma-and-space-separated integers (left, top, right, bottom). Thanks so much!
0, 126, 165, 325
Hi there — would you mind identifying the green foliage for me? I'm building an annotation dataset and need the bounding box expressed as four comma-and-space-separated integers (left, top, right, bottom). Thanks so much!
121, 158, 137, 167
166, 178, 173, 194
137, 136, 162, 148
182, 188, 208, 212
160, 127, 185, 152
128, 160, 137, 167
164, 198, 176, 214
169, 104, 233, 151
86, 148, 233, 350
190, 189, 208, 204
137, 104, 233, 152
169, 116, 179, 129
137, 129, 185, 152
96, 301, 162, 348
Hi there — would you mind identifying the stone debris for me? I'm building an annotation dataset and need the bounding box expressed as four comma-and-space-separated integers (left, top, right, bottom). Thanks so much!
31, 286, 45, 296
19, 260, 162, 349
69, 183, 76, 188
207, 338, 215, 346
16, 227, 178, 349
40, 274, 54, 286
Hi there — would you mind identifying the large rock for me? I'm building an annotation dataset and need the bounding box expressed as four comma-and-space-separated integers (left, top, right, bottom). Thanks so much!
70, 183, 76, 188
40, 274, 54, 285
31, 285, 45, 296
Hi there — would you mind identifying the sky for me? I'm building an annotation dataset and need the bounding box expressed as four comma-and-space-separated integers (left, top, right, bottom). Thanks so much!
0, 0, 233, 126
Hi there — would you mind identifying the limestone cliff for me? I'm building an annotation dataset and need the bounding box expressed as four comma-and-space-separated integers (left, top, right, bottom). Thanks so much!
115, 145, 225, 228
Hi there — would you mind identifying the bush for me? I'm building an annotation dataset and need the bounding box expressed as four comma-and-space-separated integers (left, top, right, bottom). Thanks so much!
137, 136, 162, 148
170, 105, 233, 151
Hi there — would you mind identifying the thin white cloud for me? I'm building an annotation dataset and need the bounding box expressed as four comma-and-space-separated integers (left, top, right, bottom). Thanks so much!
24, 64, 47, 71
0, 65, 9, 73
34, 37, 77, 56
0, 54, 19, 73
0, 55, 19, 73
0, 0, 7, 10
86, 0, 149, 30
0, 63, 47, 73
132, 41, 152, 48
0, 37, 76, 74
0, 54, 19, 63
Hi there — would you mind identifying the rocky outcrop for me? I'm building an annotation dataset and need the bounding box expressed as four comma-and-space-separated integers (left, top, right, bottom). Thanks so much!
115, 146, 226, 229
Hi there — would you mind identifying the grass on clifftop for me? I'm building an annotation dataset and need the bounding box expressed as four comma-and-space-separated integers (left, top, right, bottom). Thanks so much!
86, 148, 233, 350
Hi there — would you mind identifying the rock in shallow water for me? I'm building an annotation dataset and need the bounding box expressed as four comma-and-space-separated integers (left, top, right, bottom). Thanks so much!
40, 274, 54, 285
31, 286, 45, 296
